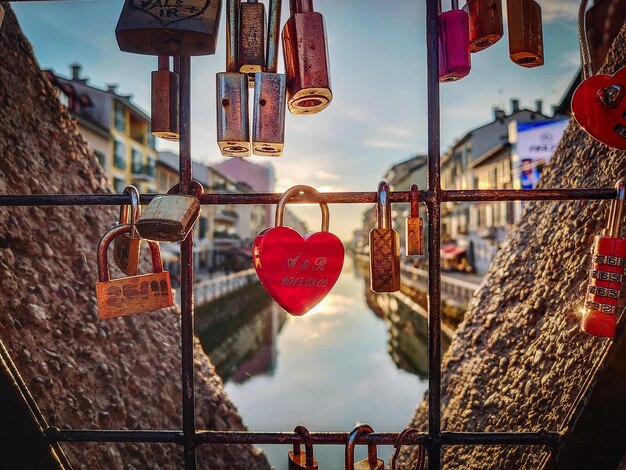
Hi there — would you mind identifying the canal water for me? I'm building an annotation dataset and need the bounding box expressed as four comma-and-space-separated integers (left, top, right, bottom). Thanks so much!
197, 257, 440, 469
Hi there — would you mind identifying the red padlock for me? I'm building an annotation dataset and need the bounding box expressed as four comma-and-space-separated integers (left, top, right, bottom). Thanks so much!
439, 0, 471, 82
253, 185, 344, 316
582, 180, 626, 337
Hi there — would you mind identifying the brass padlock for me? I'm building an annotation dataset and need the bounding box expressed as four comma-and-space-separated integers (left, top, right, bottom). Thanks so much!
405, 184, 424, 256
282, 0, 332, 115
136, 181, 202, 242
288, 425, 319, 470
96, 224, 173, 320
151, 55, 179, 141
217, 0, 251, 157
252, 0, 286, 157
370, 181, 401, 293
239, 0, 266, 77
506, 0, 544, 68
113, 185, 142, 276
345, 424, 384, 470
115, 0, 222, 56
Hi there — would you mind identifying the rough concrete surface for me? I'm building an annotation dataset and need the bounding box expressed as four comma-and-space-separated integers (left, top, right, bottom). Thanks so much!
392, 24, 626, 470
0, 7, 270, 469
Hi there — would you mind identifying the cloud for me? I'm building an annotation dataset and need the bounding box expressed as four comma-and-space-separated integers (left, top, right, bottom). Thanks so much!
364, 139, 413, 150
379, 125, 412, 138
532, 0, 579, 22
315, 170, 341, 180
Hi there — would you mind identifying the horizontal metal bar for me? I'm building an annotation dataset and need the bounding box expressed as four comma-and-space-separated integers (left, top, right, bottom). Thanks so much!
0, 188, 615, 208
195, 431, 429, 446
441, 431, 561, 446
44, 428, 183, 444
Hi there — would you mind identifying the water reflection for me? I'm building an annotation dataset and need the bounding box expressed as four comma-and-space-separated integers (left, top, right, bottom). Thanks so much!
196, 257, 449, 469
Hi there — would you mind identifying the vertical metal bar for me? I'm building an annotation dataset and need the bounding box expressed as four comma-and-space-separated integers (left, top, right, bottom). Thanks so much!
426, 0, 442, 467
179, 56, 196, 469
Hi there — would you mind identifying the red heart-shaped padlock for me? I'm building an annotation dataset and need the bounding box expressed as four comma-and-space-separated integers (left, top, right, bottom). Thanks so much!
253, 186, 344, 316
571, 67, 626, 150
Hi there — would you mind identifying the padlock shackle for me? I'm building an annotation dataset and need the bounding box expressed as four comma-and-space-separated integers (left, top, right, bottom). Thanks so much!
608, 179, 625, 238
290, 0, 313, 15
226, 0, 240, 72
167, 180, 205, 198
451, 0, 459, 9
345, 424, 376, 470
275, 185, 330, 232
98, 224, 164, 282
266, 0, 282, 72
391, 427, 425, 470
376, 181, 392, 230
293, 425, 315, 467
410, 184, 420, 218
120, 185, 141, 239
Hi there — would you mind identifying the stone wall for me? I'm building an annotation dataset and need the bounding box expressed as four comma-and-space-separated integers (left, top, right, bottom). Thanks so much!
0, 6, 270, 469
393, 23, 626, 470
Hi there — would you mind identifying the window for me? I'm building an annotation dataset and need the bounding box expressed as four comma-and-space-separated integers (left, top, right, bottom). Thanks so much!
114, 102, 126, 132
94, 150, 106, 167
147, 128, 156, 149
132, 148, 142, 173
146, 156, 156, 177
199, 217, 208, 239
113, 177, 126, 193
114, 140, 126, 169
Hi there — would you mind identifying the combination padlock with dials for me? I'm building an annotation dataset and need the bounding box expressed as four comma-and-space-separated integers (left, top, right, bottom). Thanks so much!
252, 0, 286, 157
96, 224, 173, 320
570, 0, 626, 150
406, 184, 424, 256
582, 180, 626, 338
136, 181, 202, 242
439, 0, 471, 82
239, 0, 267, 78
151, 55, 179, 141
288, 425, 319, 470
217, 0, 251, 157
113, 185, 142, 276
370, 181, 401, 293
506, 0, 544, 68
253, 185, 344, 315
282, 0, 332, 115
115, 0, 222, 56
345, 424, 384, 470
467, 0, 503, 53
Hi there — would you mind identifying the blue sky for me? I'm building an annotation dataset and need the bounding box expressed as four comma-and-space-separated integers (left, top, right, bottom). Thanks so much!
13, 0, 581, 240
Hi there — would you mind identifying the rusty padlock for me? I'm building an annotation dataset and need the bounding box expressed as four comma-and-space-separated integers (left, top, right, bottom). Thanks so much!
151, 55, 179, 141
288, 425, 319, 470
282, 0, 332, 115
96, 224, 173, 320
582, 179, 626, 338
345, 424, 384, 470
113, 185, 142, 276
239, 0, 267, 78
391, 428, 426, 470
370, 181, 401, 293
217, 0, 251, 157
467, 0, 503, 52
115, 0, 222, 56
252, 0, 286, 157
406, 184, 424, 256
136, 181, 202, 242
506, 0, 544, 68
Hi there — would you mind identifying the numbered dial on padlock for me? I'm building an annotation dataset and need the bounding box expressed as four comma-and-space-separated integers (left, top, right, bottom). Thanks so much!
370, 181, 401, 293
253, 185, 344, 315
95, 224, 173, 320
506, 0, 544, 68
406, 185, 424, 256
345, 424, 384, 470
439, 0, 471, 82
136, 184, 202, 242
582, 180, 626, 338
282, 0, 332, 115
113, 185, 142, 276
288, 426, 319, 470
115, 0, 222, 56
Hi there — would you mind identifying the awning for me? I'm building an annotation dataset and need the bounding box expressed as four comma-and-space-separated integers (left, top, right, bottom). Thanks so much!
441, 244, 467, 260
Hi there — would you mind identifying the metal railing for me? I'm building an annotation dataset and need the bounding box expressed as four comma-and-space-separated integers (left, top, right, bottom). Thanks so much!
401, 265, 480, 306
0, 1, 621, 469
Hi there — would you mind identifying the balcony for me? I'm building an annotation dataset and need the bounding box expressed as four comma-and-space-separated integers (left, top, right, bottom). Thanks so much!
131, 164, 156, 182
214, 208, 238, 225
213, 230, 240, 247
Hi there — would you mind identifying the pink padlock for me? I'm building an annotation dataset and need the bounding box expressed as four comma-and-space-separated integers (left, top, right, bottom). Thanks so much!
439, 0, 471, 82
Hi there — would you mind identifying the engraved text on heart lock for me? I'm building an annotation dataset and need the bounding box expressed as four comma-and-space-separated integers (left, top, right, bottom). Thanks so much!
253, 185, 344, 316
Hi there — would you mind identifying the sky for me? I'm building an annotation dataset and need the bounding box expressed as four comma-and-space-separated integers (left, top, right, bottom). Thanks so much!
12, 0, 582, 240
